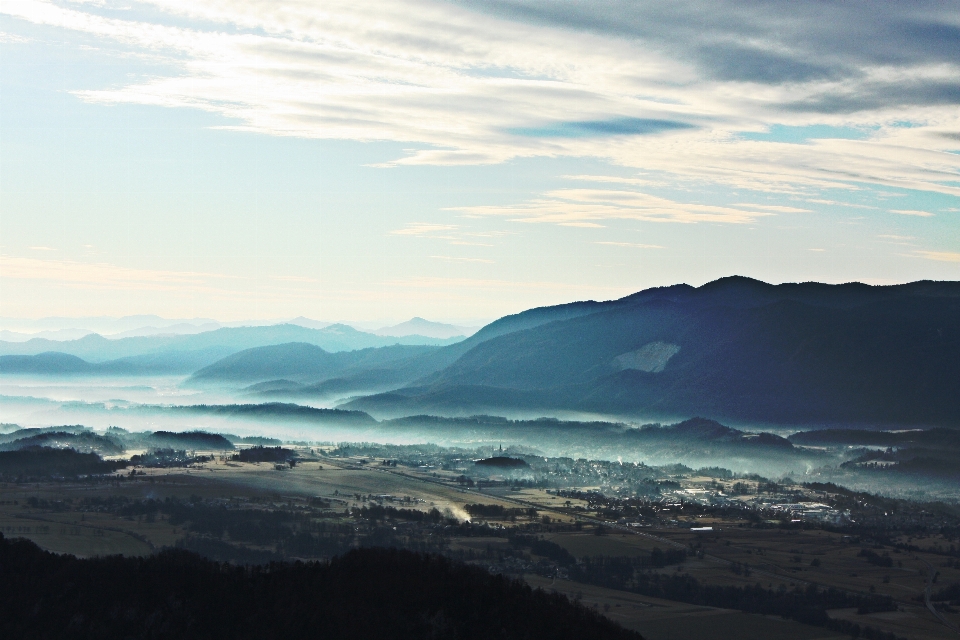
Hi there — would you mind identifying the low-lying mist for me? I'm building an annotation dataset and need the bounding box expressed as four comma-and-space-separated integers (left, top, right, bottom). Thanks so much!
2, 372, 958, 501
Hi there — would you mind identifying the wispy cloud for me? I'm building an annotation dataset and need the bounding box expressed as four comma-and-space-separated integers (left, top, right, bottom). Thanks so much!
390, 224, 459, 237
918, 251, 960, 263
1, 254, 324, 293
2, 0, 959, 197
451, 188, 778, 226
390, 222, 508, 246
806, 199, 878, 209
0, 255, 226, 292
731, 203, 811, 213
429, 255, 494, 264
562, 174, 663, 187
0, 31, 30, 43
890, 209, 935, 217
596, 242, 665, 249
384, 276, 626, 295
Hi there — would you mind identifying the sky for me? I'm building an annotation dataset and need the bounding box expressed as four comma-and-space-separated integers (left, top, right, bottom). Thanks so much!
1, 0, 958, 323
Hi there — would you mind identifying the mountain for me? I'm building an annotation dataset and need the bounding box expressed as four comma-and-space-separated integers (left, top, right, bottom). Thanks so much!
0, 323, 465, 370
191, 342, 442, 391
191, 343, 343, 382
0, 348, 241, 376
374, 317, 477, 339
108, 322, 222, 338
0, 352, 97, 374
286, 316, 333, 330
0, 329, 94, 342
212, 302, 618, 394
343, 276, 960, 426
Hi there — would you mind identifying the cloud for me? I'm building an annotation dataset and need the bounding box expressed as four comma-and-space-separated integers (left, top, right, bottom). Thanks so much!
0, 255, 226, 292
429, 255, 494, 264
917, 251, 960, 262
596, 242, 664, 249
806, 199, 878, 209
509, 118, 695, 138
390, 223, 460, 237
462, 1, 960, 80
390, 222, 508, 246
450, 187, 778, 226
890, 209, 935, 217
1, 0, 959, 199
731, 203, 811, 213
562, 174, 663, 187
28, 246, 57, 251
384, 275, 625, 294
0, 31, 31, 43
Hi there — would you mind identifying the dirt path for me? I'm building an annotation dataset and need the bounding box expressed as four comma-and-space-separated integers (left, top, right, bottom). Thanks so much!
921, 558, 960, 635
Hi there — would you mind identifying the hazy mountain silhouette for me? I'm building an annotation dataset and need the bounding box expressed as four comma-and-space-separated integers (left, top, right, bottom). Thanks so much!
0, 324, 464, 373
0, 352, 96, 374
374, 317, 477, 339
0, 348, 239, 376
225, 308, 612, 397
344, 277, 960, 426
190, 342, 442, 385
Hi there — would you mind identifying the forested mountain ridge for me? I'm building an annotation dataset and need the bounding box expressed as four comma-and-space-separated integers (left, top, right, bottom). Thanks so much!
343, 277, 960, 425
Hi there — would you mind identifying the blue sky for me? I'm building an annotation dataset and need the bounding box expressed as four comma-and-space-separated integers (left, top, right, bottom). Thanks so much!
1, 0, 958, 322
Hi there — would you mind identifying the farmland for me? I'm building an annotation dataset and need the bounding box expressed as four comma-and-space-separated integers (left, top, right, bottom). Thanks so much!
2, 442, 959, 640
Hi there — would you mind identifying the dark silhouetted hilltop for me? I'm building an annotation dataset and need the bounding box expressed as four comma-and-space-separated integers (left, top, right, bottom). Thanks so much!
0, 537, 640, 640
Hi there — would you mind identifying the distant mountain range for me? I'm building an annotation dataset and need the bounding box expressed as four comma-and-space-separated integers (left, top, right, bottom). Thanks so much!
0, 314, 222, 337
1, 314, 479, 341
0, 324, 464, 375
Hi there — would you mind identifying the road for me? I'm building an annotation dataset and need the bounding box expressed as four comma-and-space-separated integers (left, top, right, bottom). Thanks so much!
921, 558, 960, 635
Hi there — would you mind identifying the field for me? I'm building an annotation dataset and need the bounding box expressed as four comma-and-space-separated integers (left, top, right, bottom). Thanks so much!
2, 450, 958, 640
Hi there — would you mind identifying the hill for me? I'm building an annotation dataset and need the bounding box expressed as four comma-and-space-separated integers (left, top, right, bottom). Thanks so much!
344, 277, 960, 426
0, 539, 638, 640
0, 448, 126, 480
272, 301, 611, 394
0, 352, 95, 374
191, 342, 439, 384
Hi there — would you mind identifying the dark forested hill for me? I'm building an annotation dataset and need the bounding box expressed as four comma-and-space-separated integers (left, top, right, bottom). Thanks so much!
0, 536, 639, 640
344, 277, 960, 426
